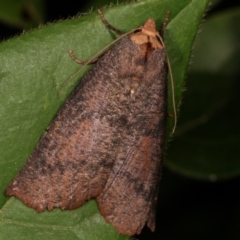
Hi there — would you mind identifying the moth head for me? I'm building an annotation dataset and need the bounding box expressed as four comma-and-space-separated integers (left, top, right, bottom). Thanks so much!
130, 19, 163, 50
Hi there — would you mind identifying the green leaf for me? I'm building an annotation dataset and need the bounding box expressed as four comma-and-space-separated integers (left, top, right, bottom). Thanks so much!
0, 198, 128, 240
165, 9, 240, 180
0, 0, 208, 238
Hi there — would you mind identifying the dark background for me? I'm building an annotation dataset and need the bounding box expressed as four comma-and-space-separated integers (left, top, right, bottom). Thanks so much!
0, 0, 239, 40
1, 0, 240, 239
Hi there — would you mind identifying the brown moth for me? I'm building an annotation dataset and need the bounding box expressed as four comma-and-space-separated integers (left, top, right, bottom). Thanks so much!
6, 10, 169, 236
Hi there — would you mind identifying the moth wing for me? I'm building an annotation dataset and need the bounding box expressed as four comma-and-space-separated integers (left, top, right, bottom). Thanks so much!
95, 39, 167, 235
96, 133, 164, 236
5, 69, 119, 212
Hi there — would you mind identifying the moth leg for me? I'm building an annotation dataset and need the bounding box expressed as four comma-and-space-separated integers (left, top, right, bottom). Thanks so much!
97, 9, 123, 35
68, 49, 98, 65
160, 11, 170, 38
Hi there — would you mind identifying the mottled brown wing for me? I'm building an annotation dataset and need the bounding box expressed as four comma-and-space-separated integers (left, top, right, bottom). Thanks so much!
96, 39, 168, 235
5, 39, 131, 212
97, 134, 164, 236
5, 84, 117, 211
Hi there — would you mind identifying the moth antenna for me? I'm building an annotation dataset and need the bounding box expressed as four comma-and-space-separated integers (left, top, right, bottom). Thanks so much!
69, 50, 98, 65
158, 20, 177, 135
161, 11, 170, 36
97, 9, 124, 35
167, 52, 177, 135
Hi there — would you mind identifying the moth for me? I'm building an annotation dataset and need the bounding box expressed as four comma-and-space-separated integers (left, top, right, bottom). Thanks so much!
6, 9, 171, 236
